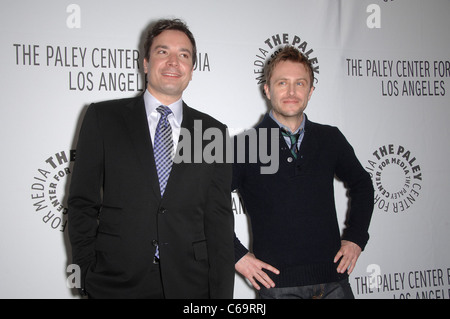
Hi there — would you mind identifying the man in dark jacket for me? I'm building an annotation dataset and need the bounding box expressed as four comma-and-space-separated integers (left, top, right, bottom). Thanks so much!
233, 46, 374, 299
68, 19, 234, 299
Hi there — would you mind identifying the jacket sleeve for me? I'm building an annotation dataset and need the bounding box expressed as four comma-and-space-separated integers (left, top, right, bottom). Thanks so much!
204, 126, 235, 298
334, 128, 374, 250
231, 134, 251, 262
67, 104, 103, 294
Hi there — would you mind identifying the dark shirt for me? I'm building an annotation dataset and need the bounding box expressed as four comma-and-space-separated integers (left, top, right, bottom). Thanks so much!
233, 113, 374, 287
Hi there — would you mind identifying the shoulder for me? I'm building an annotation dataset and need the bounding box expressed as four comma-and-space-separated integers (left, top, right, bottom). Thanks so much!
83, 96, 143, 124
304, 117, 352, 150
306, 117, 343, 137
90, 96, 141, 113
184, 103, 227, 129
306, 117, 337, 131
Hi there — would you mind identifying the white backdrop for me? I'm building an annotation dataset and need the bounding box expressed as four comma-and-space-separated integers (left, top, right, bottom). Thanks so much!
1, 0, 449, 299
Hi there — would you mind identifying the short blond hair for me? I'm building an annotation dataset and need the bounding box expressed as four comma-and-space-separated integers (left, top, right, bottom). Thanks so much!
265, 46, 315, 87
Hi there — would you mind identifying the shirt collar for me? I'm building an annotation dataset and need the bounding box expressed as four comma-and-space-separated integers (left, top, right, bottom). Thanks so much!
144, 89, 183, 126
269, 110, 305, 134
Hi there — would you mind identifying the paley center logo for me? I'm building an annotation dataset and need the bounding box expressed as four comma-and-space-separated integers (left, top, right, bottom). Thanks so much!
253, 33, 320, 85
30, 150, 74, 232
366, 143, 423, 213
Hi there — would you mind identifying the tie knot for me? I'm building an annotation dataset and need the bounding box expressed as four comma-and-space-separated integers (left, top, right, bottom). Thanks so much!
280, 128, 300, 142
157, 105, 172, 119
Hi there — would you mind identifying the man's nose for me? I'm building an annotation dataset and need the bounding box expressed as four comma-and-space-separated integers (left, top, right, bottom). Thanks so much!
288, 83, 296, 95
167, 54, 179, 67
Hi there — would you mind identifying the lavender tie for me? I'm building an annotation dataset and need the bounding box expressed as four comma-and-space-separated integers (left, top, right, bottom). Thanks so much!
153, 105, 174, 196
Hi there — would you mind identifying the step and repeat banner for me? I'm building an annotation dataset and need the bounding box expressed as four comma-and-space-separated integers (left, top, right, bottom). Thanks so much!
1, 0, 449, 299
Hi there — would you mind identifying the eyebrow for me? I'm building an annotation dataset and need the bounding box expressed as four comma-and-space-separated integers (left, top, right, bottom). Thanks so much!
275, 77, 308, 82
153, 45, 192, 56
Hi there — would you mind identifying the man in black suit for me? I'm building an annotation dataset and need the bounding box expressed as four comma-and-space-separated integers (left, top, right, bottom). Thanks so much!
68, 19, 234, 299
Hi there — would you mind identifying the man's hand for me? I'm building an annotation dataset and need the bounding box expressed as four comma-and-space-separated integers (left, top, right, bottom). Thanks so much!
235, 253, 280, 290
334, 240, 362, 274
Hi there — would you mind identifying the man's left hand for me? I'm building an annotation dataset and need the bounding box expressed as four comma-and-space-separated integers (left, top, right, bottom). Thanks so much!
334, 240, 362, 274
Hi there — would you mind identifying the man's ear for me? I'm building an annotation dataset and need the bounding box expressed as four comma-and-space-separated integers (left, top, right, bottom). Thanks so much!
264, 83, 271, 100
307, 85, 315, 101
143, 58, 149, 74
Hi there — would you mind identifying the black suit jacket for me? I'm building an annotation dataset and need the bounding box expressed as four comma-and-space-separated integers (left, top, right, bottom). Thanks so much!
68, 95, 234, 298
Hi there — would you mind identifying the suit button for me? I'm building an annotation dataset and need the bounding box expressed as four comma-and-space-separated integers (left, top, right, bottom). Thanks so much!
287, 157, 293, 163
152, 240, 158, 247
159, 207, 166, 214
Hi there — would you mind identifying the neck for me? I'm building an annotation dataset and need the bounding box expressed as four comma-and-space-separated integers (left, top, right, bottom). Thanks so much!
147, 86, 182, 106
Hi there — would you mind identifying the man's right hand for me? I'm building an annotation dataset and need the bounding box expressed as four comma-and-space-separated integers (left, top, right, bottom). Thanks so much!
235, 252, 280, 290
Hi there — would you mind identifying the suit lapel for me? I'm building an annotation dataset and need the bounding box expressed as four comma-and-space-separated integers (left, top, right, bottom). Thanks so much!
123, 96, 161, 199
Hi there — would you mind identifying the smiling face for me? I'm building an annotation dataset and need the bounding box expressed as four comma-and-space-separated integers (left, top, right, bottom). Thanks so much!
143, 29, 194, 105
264, 60, 314, 129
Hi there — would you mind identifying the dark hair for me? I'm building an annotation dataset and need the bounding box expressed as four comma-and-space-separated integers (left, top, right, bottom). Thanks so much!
143, 18, 197, 67
265, 46, 315, 88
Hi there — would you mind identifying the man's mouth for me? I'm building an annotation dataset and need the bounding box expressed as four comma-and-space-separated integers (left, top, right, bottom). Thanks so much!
282, 98, 300, 104
162, 71, 181, 78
